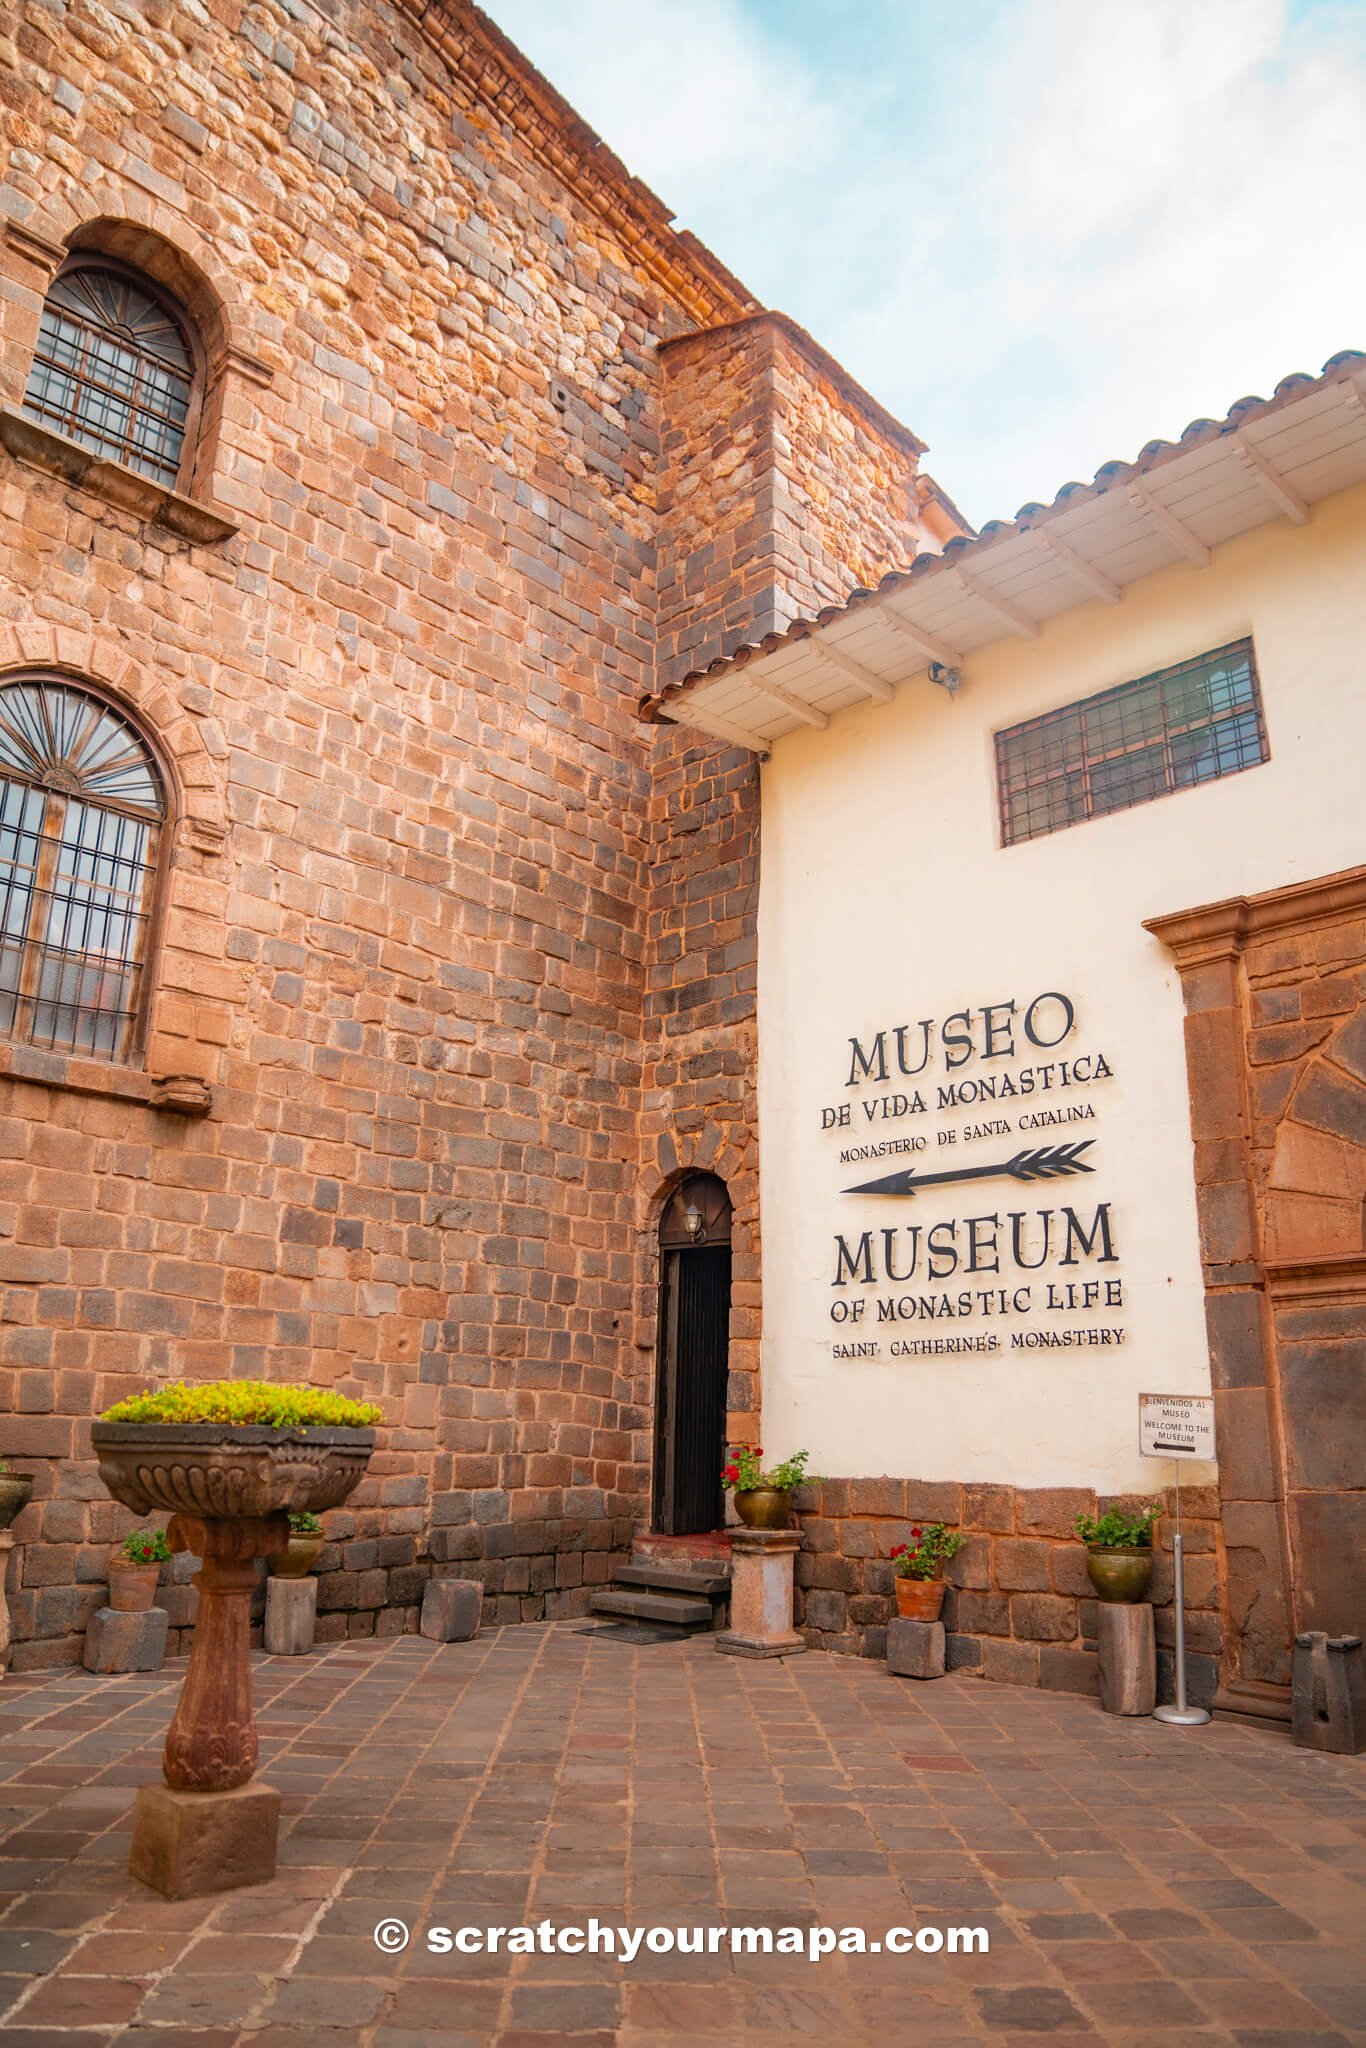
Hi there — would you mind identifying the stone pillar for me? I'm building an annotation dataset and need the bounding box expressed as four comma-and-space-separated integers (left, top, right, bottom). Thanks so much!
715, 1528, 805, 1659
129, 1511, 288, 1900
0, 1530, 13, 1680
1097, 1603, 1156, 1715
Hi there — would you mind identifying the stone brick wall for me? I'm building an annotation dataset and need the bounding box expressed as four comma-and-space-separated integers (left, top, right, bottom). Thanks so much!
654, 314, 930, 690
636, 723, 761, 1452
0, 0, 750, 1668
792, 1478, 1221, 1702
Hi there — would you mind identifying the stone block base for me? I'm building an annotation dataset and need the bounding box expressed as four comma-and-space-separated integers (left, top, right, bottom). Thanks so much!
420, 1576, 482, 1642
1098, 1603, 1156, 1715
84, 1605, 168, 1674
714, 1629, 805, 1659
1292, 1631, 1366, 1754
265, 1575, 317, 1656
887, 1617, 945, 1679
129, 1781, 281, 1899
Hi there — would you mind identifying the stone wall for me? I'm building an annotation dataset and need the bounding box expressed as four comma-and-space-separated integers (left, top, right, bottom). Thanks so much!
0, 0, 706, 1667
793, 1477, 1221, 1702
636, 722, 761, 1452
654, 314, 930, 690
0, 0, 945, 1669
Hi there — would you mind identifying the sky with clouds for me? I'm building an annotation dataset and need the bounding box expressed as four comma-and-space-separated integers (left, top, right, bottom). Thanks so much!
490, 0, 1366, 527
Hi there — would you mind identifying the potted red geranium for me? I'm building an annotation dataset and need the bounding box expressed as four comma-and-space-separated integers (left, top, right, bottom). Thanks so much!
889, 1523, 965, 1621
108, 1527, 171, 1611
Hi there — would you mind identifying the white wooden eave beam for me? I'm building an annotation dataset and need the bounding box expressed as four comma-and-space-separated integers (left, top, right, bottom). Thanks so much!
1127, 480, 1211, 567
812, 642, 896, 703
659, 702, 770, 756
954, 565, 1038, 638
1029, 526, 1120, 605
873, 603, 963, 671
743, 673, 829, 729
1233, 432, 1309, 525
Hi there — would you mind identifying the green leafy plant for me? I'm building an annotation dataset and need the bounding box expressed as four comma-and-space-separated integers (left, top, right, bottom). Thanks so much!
1074, 1502, 1159, 1549
119, 1527, 171, 1567
889, 1524, 965, 1581
101, 1381, 383, 1429
288, 1511, 323, 1535
721, 1446, 813, 1493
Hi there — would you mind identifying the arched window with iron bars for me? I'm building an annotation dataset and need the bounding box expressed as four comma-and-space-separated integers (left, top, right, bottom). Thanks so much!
0, 678, 168, 1061
22, 258, 199, 490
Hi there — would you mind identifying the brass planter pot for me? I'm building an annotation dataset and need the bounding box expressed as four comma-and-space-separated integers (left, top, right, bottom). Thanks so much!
273, 1533, 324, 1579
733, 1487, 792, 1530
1085, 1546, 1153, 1604
0, 1473, 32, 1529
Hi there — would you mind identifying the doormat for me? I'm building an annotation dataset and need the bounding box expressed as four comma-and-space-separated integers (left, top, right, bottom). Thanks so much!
574, 1622, 694, 1647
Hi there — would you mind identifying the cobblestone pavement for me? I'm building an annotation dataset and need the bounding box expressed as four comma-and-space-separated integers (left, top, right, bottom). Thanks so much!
0, 1624, 1362, 2047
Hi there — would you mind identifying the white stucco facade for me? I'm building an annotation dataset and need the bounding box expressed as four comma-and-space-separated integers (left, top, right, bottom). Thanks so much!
756, 480, 1366, 1492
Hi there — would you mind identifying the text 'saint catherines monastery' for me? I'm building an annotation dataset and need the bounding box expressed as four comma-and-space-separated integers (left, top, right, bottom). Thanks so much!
0, 0, 1362, 1728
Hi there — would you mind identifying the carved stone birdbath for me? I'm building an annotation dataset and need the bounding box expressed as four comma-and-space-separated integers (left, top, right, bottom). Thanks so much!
90, 1421, 373, 1897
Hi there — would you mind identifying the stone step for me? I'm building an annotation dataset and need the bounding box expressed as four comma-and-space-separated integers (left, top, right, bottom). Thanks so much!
615, 1563, 730, 1597
588, 1587, 713, 1629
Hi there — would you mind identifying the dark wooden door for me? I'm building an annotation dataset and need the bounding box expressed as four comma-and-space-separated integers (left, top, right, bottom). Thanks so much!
655, 1243, 732, 1535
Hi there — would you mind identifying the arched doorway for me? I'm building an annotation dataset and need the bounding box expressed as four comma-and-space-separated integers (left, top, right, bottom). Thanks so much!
653, 1173, 733, 1535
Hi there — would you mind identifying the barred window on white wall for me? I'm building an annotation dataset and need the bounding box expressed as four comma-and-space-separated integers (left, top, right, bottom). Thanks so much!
0, 679, 166, 1061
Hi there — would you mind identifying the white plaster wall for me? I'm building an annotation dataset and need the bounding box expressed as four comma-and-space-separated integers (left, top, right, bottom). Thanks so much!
756, 481, 1366, 1491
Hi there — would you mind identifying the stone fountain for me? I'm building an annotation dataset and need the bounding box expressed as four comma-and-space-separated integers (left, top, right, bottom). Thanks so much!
90, 1421, 373, 1897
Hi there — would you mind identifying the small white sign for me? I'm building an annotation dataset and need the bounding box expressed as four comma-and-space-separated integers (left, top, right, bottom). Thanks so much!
1140, 1393, 1216, 1461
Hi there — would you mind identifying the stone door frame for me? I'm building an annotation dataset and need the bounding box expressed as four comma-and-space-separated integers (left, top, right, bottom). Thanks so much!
1146, 863, 1366, 1727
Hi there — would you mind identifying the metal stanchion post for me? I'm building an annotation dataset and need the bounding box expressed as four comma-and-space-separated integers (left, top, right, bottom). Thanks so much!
1153, 1461, 1210, 1727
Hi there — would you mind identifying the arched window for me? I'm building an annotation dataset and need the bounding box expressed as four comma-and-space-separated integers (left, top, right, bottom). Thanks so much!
0, 679, 167, 1060
23, 259, 197, 489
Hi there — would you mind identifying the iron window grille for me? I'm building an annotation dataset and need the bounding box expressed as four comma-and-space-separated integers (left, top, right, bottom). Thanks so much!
23, 260, 197, 490
995, 638, 1268, 847
0, 679, 167, 1061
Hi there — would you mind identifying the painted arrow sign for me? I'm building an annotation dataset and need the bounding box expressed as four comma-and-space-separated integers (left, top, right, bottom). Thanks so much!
844, 1139, 1096, 1198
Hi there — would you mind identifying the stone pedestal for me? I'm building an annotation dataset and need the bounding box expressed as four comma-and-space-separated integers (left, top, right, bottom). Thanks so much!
129, 1781, 281, 1899
0, 1530, 13, 1680
84, 1605, 169, 1674
1098, 1602, 1156, 1715
715, 1529, 805, 1659
887, 1617, 946, 1679
1292, 1632, 1366, 1754
265, 1574, 318, 1656
420, 1576, 482, 1642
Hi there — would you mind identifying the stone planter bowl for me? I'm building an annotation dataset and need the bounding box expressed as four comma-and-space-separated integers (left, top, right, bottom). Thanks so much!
0, 1472, 33, 1529
1085, 1545, 1153, 1604
90, 1424, 375, 1521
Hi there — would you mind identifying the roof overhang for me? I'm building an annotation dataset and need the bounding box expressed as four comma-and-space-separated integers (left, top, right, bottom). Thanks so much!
641, 351, 1366, 755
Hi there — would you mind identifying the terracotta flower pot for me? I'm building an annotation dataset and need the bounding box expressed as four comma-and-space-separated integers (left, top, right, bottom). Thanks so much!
0, 1472, 32, 1529
108, 1557, 161, 1612
894, 1576, 946, 1621
273, 1532, 323, 1579
1085, 1546, 1153, 1604
733, 1487, 791, 1530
